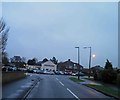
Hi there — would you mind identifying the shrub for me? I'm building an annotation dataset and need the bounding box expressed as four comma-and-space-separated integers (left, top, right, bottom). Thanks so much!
94, 72, 98, 80
97, 71, 103, 81
117, 73, 120, 85
101, 69, 117, 83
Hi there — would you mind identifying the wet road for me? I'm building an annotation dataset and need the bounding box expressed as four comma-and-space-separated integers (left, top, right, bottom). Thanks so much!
27, 74, 111, 99
3, 73, 113, 99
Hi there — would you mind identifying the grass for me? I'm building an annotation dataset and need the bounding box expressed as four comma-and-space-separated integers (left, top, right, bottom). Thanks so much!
69, 77, 85, 83
86, 84, 120, 99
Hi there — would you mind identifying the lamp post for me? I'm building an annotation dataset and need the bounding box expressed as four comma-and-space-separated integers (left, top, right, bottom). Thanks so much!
83, 46, 91, 78
75, 47, 80, 80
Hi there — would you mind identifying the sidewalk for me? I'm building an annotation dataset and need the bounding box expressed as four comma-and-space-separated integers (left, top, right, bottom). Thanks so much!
81, 76, 118, 91
2, 73, 40, 99
81, 76, 119, 99
80, 77, 102, 85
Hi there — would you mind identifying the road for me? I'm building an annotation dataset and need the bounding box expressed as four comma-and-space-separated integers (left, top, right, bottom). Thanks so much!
3, 73, 113, 100
27, 74, 111, 99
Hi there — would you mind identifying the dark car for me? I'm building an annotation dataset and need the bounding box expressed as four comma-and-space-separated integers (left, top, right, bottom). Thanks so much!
76, 72, 85, 76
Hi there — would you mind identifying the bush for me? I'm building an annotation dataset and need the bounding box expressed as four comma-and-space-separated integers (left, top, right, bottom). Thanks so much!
117, 73, 120, 85
101, 69, 117, 83
94, 72, 98, 80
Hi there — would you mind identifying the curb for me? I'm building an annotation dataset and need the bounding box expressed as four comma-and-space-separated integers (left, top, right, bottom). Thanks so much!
21, 77, 41, 100
2, 76, 41, 100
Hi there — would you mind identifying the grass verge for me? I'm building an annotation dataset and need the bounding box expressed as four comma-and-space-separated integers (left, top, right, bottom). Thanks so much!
85, 84, 119, 99
69, 77, 85, 83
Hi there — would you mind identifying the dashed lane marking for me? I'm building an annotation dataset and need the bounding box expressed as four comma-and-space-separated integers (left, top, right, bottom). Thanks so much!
67, 88, 80, 100
59, 81, 64, 86
56, 78, 59, 81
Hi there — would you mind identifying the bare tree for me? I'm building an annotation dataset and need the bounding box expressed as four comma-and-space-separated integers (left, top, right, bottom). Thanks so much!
0, 18, 9, 66
0, 18, 9, 53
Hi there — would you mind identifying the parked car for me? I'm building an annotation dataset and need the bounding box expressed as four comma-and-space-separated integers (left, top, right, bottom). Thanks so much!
64, 71, 72, 75
75, 72, 85, 76
54, 71, 60, 75
72, 72, 77, 76
54, 71, 64, 75
43, 70, 55, 75
37, 70, 44, 74
2, 66, 17, 72
27, 69, 34, 73
59, 71, 64, 75
33, 69, 37, 73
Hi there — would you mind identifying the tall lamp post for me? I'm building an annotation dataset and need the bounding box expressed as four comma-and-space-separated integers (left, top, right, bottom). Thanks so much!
83, 46, 91, 78
75, 47, 80, 80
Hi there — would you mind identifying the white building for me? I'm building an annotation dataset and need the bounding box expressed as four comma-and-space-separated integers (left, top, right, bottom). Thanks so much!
41, 60, 56, 71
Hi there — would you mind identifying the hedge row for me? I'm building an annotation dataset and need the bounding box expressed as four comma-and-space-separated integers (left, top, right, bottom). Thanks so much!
2, 72, 26, 84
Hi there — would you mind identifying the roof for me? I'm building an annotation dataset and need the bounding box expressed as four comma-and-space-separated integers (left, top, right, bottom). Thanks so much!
42, 60, 56, 66
58, 59, 83, 68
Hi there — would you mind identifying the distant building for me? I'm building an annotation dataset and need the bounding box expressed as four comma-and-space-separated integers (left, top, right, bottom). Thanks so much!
57, 59, 83, 72
41, 60, 57, 71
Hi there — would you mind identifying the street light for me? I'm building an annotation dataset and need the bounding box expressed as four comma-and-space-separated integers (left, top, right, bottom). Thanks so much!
83, 46, 91, 78
92, 54, 96, 58
75, 47, 80, 80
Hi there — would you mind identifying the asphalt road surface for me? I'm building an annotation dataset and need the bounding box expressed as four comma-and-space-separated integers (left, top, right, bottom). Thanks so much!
3, 73, 114, 100
26, 74, 112, 99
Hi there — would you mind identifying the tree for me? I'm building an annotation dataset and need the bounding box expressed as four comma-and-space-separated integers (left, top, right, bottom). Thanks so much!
11, 56, 26, 67
2, 52, 9, 66
105, 59, 113, 70
50, 57, 58, 64
27, 58, 37, 65
27, 59, 33, 65
101, 59, 117, 83
32, 58, 38, 64
0, 18, 9, 53
0, 18, 9, 66
42, 58, 48, 63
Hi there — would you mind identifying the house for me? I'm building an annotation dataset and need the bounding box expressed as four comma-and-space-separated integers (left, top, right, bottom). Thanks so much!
57, 59, 83, 72
41, 60, 57, 71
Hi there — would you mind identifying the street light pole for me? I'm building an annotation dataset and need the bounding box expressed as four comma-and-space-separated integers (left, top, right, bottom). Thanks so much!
89, 47, 91, 78
75, 47, 80, 80
84, 46, 91, 78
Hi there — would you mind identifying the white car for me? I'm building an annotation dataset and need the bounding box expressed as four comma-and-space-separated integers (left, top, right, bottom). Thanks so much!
43, 70, 55, 75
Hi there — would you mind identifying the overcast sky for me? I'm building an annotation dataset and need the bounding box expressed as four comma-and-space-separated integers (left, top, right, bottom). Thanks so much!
2, 2, 118, 68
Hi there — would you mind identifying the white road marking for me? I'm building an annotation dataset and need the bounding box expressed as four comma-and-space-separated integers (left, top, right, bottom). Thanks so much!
67, 88, 80, 100
59, 81, 64, 86
56, 78, 59, 81
56, 78, 64, 86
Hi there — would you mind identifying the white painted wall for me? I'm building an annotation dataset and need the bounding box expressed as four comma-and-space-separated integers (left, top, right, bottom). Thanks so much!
41, 60, 56, 71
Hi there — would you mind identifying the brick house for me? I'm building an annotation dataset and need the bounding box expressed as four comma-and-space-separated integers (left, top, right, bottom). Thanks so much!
57, 59, 83, 72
